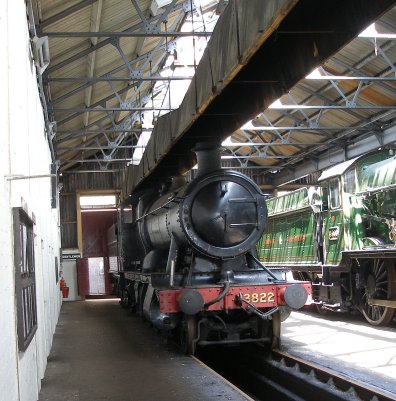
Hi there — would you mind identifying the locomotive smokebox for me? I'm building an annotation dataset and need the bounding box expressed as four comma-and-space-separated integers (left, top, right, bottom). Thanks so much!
194, 142, 222, 177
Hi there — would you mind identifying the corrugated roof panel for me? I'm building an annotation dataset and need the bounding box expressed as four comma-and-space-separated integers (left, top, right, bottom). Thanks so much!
40, 0, 86, 20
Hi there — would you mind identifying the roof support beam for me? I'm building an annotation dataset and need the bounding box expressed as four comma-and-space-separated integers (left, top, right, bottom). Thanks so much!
269, 105, 396, 110
224, 142, 328, 147
57, 145, 141, 149
56, 129, 145, 134
47, 76, 193, 82
44, 2, 187, 74
55, 85, 134, 126
51, 107, 172, 113
306, 76, 396, 81
57, 155, 290, 164
136, 0, 396, 190
272, 120, 396, 187
53, 8, 186, 129
83, 0, 103, 129
49, 48, 165, 105
57, 142, 326, 151
42, 31, 212, 38
111, 6, 186, 124
241, 125, 372, 131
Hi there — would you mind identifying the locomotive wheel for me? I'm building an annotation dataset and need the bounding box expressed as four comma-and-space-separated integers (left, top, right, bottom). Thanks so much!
361, 259, 396, 326
180, 315, 197, 355
120, 289, 130, 309
271, 311, 281, 350
314, 304, 329, 316
137, 284, 147, 317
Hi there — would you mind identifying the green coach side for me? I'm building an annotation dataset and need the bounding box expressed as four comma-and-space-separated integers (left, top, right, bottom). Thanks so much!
258, 150, 396, 326
258, 188, 321, 266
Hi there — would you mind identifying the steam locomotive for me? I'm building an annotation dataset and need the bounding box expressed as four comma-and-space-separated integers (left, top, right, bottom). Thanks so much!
112, 144, 310, 354
258, 149, 396, 326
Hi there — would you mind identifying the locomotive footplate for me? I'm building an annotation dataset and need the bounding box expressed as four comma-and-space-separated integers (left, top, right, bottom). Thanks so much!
159, 282, 311, 313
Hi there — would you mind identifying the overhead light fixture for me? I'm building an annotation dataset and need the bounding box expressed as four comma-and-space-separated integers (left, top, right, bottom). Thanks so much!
31, 36, 50, 74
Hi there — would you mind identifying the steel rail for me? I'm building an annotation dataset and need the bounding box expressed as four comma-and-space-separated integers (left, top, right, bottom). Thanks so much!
270, 350, 396, 401
198, 347, 396, 401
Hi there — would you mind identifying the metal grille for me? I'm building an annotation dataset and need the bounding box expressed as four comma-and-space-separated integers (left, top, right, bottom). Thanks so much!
13, 208, 37, 351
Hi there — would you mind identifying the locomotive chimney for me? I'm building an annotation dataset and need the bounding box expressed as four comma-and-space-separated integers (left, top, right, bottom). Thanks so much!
193, 142, 222, 177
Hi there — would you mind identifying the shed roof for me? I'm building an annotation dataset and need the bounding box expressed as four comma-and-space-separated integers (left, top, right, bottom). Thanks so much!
27, 0, 396, 190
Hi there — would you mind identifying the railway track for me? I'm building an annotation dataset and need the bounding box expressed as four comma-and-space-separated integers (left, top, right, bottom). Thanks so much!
197, 346, 396, 401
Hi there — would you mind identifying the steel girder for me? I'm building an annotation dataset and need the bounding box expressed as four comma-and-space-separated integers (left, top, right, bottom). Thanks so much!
129, 0, 396, 192
232, 33, 396, 173
35, 0, 396, 175
37, 0, 208, 171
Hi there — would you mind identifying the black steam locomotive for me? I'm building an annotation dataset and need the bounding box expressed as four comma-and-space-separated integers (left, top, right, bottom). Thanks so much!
112, 144, 310, 354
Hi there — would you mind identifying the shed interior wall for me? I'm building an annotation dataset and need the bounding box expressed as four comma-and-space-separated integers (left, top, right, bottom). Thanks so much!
0, 1, 62, 400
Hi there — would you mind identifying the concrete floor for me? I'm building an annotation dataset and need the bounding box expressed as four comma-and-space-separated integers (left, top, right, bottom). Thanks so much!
39, 300, 396, 400
39, 300, 250, 401
282, 310, 396, 395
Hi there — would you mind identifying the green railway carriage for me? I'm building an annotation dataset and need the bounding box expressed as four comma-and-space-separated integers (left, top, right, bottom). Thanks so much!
258, 150, 396, 326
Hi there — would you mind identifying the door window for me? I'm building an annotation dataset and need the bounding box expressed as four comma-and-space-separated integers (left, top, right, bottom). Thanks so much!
329, 178, 340, 209
344, 169, 356, 193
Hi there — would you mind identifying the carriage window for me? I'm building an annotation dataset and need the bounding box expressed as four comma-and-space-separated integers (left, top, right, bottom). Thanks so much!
329, 178, 340, 209
344, 169, 356, 193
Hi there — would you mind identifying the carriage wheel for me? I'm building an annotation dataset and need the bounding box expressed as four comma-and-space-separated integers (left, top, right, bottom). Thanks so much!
361, 259, 396, 326
180, 315, 197, 355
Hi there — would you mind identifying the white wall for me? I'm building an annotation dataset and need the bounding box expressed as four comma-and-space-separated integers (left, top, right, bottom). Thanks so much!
0, 1, 62, 400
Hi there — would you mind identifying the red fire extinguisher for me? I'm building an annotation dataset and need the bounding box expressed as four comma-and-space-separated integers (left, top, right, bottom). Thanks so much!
60, 278, 69, 298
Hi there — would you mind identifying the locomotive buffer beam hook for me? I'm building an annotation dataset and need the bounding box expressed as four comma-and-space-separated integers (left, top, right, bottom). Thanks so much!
235, 293, 278, 320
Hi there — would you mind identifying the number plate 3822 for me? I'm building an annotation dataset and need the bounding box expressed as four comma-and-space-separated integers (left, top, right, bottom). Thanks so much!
242, 292, 275, 304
